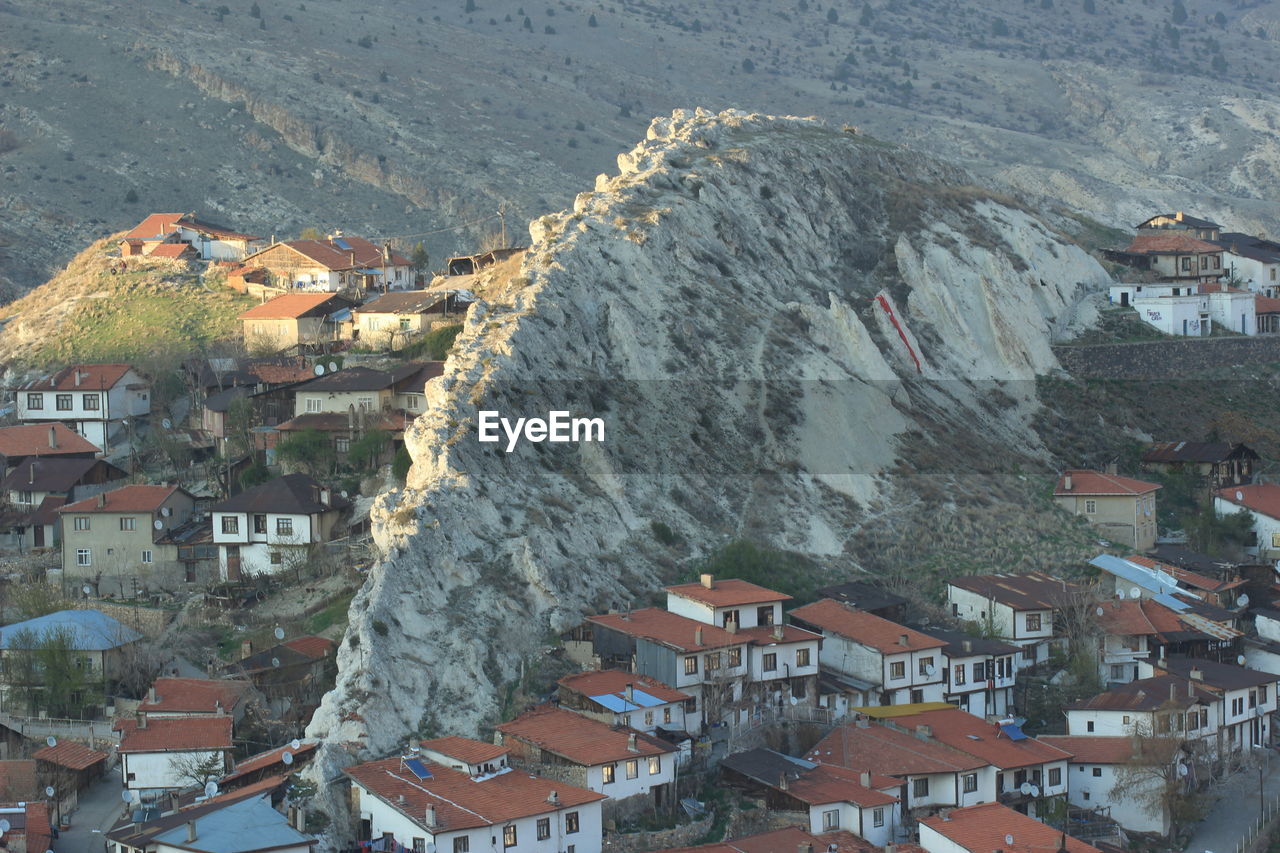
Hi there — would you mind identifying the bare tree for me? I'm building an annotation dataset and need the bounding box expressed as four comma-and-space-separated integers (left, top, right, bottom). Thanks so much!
168, 750, 228, 788
1110, 713, 1209, 839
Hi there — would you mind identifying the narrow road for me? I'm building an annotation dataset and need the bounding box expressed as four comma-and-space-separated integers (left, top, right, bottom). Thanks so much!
1185, 750, 1280, 853
54, 767, 124, 853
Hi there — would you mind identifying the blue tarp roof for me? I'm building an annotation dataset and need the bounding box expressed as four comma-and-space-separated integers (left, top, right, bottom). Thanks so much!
152, 795, 315, 853
0, 609, 141, 651
591, 688, 665, 712
1090, 554, 1181, 596
328, 307, 353, 322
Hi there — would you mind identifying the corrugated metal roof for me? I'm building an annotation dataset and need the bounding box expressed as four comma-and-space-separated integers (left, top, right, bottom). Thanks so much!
0, 609, 141, 651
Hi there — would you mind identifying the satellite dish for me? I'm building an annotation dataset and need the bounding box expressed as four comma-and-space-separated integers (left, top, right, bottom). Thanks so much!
1116, 589, 1126, 600
314, 364, 326, 376
925, 664, 937, 676
274, 626, 286, 640
790, 695, 799, 705
45, 736, 56, 748
1130, 587, 1142, 600
1238, 594, 1251, 607
1177, 763, 1189, 777
1030, 784, 1040, 797
340, 490, 349, 499
1005, 835, 1014, 846
427, 843, 437, 853
328, 361, 339, 372
1095, 606, 1104, 616
121, 790, 134, 803
162, 418, 172, 430
44, 786, 54, 798
0, 819, 10, 834
153, 519, 164, 530
290, 739, 301, 750
271, 657, 281, 668
131, 790, 141, 803
1239, 655, 1248, 666
204, 781, 218, 798
162, 507, 172, 517
1237, 490, 1245, 501
82, 584, 92, 597
282, 751, 294, 765
1019, 782, 1034, 796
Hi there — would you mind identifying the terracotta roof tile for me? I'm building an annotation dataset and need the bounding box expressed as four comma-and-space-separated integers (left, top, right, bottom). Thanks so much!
806, 720, 986, 775
418, 736, 510, 765
879, 708, 1071, 770
21, 363, 136, 392
115, 716, 233, 753
0, 760, 38, 800
1217, 483, 1280, 520
345, 755, 604, 832
920, 802, 1103, 852
282, 636, 336, 660
659, 826, 911, 853
1124, 234, 1223, 254
238, 293, 351, 320
147, 243, 195, 259
139, 678, 252, 715
587, 608, 745, 652
33, 740, 108, 771
664, 578, 791, 607
1038, 736, 1139, 764
1066, 674, 1214, 712
60, 484, 184, 514
221, 740, 318, 785
1055, 469, 1161, 496
1258, 297, 1280, 314
496, 705, 676, 766
557, 670, 690, 704
946, 571, 1084, 611
0, 424, 99, 459
789, 600, 944, 654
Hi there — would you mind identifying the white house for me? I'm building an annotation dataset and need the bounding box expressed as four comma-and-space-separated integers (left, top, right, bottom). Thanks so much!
1215, 232, 1280, 296
116, 715, 233, 796
916, 626, 1019, 717
1215, 483, 1280, 560
119, 212, 263, 261
1040, 735, 1171, 836
1132, 293, 1211, 336
208, 474, 349, 580
665, 574, 790, 629
918, 801, 1104, 853
1245, 609, 1280, 675
345, 742, 605, 853
789, 598, 945, 705
417, 736, 512, 776
17, 364, 151, 452
946, 572, 1082, 668
556, 670, 692, 735
496, 705, 678, 808
238, 234, 412, 293
1143, 657, 1278, 756
1064, 674, 1217, 747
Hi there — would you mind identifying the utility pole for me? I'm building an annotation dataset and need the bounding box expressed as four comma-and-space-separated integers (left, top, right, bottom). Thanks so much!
498, 203, 507, 249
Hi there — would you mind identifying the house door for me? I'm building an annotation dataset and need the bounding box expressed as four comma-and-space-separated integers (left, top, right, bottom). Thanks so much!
1243, 314, 1248, 333
226, 546, 242, 581
1183, 319, 1189, 335
33, 525, 44, 548
1120, 292, 1129, 307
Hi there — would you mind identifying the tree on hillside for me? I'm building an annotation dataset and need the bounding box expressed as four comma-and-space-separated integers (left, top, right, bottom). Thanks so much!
1172, 0, 1187, 24
347, 429, 391, 472
410, 242, 430, 279
275, 428, 336, 477
298, 227, 324, 240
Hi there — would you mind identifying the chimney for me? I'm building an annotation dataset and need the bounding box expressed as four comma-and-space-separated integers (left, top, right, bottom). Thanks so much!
398, 794, 406, 805
547, 790, 560, 805
138, 712, 148, 729
860, 771, 871, 787
915, 724, 932, 740
940, 808, 951, 821
1170, 683, 1176, 701
962, 640, 972, 654
186, 821, 197, 843
1063, 472, 1072, 491
884, 846, 896, 853
856, 716, 870, 728
147, 686, 156, 704
240, 640, 253, 660
726, 621, 737, 635
424, 805, 436, 827
779, 772, 789, 791
695, 627, 703, 646
898, 634, 910, 647
27, 462, 33, 485
1187, 680, 1194, 698
700, 573, 714, 590
625, 683, 634, 703
772, 625, 784, 642
627, 733, 638, 752
216, 699, 225, 716
97, 492, 106, 508
797, 844, 813, 853
1190, 667, 1204, 681
74, 369, 82, 387
1106, 461, 1118, 475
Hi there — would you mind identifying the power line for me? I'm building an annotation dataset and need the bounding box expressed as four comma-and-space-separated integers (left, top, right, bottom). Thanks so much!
371, 212, 505, 244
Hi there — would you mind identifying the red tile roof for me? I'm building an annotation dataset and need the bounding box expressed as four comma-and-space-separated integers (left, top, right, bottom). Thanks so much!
806, 720, 986, 775
1258, 297, 1280, 314
418, 736, 510, 765
60, 484, 184, 514
282, 635, 336, 660
1055, 469, 1161, 496
238, 292, 347, 320
1124, 233, 1222, 254
1217, 483, 1280, 520
147, 242, 195, 259
789, 599, 944, 654
496, 705, 676, 766
878, 708, 1071, 770
1123, 554, 1241, 593
0, 760, 37, 800
0, 424, 99, 458
783, 763, 899, 808
1037, 736, 1139, 764
946, 571, 1084, 611
920, 801, 1103, 852
587, 608, 745, 652
19, 801, 53, 853
139, 678, 252, 715
734, 624, 822, 646
21, 363, 136, 392
32, 740, 108, 771
1066, 674, 1214, 712
659, 826, 914, 853
664, 577, 792, 607
221, 740, 318, 786
245, 236, 410, 272
557, 670, 690, 704
115, 716, 233, 753
124, 213, 259, 242
345, 754, 604, 832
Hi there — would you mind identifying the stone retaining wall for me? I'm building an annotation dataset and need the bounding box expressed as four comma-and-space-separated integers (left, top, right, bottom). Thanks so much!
1052, 336, 1280, 379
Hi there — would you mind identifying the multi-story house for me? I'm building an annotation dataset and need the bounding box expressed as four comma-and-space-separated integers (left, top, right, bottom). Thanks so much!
914, 626, 1019, 717
1213, 232, 1280, 296
17, 364, 151, 452
945, 571, 1082, 668
1141, 440, 1258, 491
1053, 470, 1161, 551
118, 212, 263, 261
790, 598, 945, 705
115, 715, 234, 796
497, 705, 678, 811
1118, 232, 1225, 284
1094, 594, 1241, 686
1215, 484, 1280, 561
919, 801, 1103, 853
0, 456, 125, 552
58, 484, 197, 596
208, 474, 348, 580
0, 609, 141, 715
1143, 657, 1278, 756
345, 739, 605, 853
237, 234, 412, 293
556, 670, 692, 736
0, 424, 99, 473
1040, 735, 1173, 836
1136, 211, 1222, 242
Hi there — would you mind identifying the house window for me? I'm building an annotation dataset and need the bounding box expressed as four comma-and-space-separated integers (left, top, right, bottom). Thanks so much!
221, 516, 239, 534
1084, 500, 1096, 514
648, 755, 661, 775
1092, 767, 1102, 777
663, 707, 672, 724
705, 652, 721, 671
918, 656, 934, 676
728, 648, 742, 668
602, 764, 615, 784
357, 396, 375, 411
56, 394, 73, 411
1025, 613, 1042, 631
453, 837, 469, 853
83, 393, 99, 411
120, 517, 136, 531
796, 648, 811, 668
503, 825, 517, 848
626, 758, 638, 779
1187, 712, 1199, 731
76, 549, 91, 566
1251, 691, 1258, 709
277, 517, 294, 536
1260, 686, 1269, 705
400, 317, 412, 331
954, 664, 966, 686
336, 437, 351, 453
405, 395, 422, 411
1087, 721, 1095, 732
141, 550, 152, 564
1233, 697, 1245, 716
644, 710, 654, 726
74, 516, 90, 531
962, 773, 977, 793
16, 490, 31, 505
684, 656, 698, 676
254, 514, 267, 534
565, 811, 579, 834
972, 662, 984, 681
890, 661, 905, 680
537, 818, 550, 840
763, 653, 777, 672
1110, 665, 1125, 680
822, 809, 839, 831
1049, 767, 1062, 787
722, 609, 740, 628
1201, 255, 1209, 270
413, 840, 426, 853
305, 398, 323, 413
757, 605, 775, 625
270, 552, 283, 565
872, 808, 885, 827
912, 778, 929, 798
1182, 257, 1192, 271
26, 393, 43, 410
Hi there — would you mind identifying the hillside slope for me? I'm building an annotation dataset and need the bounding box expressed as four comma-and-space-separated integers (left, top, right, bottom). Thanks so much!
303, 110, 1108, 835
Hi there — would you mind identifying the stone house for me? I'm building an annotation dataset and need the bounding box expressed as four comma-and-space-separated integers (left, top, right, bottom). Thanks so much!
237, 293, 356, 352
1136, 211, 1222, 242
1053, 469, 1161, 550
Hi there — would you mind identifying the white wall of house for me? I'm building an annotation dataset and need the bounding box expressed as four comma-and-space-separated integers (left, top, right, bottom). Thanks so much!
1215, 496, 1280, 559
1133, 294, 1211, 336
1207, 290, 1257, 335
1245, 644, 1280, 677
902, 766, 997, 810
808, 801, 895, 846
664, 596, 783, 629
943, 653, 1016, 717
18, 370, 150, 452
918, 823, 974, 853
121, 749, 227, 794
1065, 761, 1168, 835
615, 701, 687, 734
585, 753, 675, 799
1224, 250, 1280, 297
746, 639, 820, 684
294, 388, 394, 417
213, 510, 321, 578
355, 782, 603, 853
947, 588, 1017, 641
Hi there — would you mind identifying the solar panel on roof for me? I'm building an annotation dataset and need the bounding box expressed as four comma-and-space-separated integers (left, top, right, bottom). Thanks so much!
332, 237, 351, 250
403, 758, 432, 780
999, 723, 1029, 741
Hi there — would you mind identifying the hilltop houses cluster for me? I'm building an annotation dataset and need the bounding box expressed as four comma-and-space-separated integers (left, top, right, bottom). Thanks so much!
1105, 211, 1280, 336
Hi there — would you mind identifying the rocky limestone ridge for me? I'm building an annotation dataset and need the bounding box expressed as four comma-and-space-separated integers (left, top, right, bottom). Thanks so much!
302, 108, 1107, 842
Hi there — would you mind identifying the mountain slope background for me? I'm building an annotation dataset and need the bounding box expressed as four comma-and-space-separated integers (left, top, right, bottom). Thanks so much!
3, 0, 1280, 297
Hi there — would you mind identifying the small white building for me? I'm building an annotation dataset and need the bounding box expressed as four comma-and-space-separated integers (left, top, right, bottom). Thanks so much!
1040, 735, 1171, 836
116, 715, 233, 796
208, 474, 348, 580
1132, 293, 1211, 336
119, 212, 263, 261
790, 598, 945, 705
345, 741, 605, 853
17, 364, 151, 452
1217, 232, 1280, 296
1215, 483, 1280, 560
